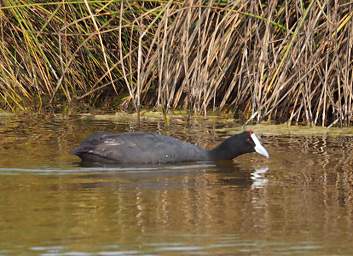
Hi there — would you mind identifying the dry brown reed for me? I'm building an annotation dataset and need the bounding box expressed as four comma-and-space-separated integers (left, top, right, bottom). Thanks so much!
0, 1, 352, 126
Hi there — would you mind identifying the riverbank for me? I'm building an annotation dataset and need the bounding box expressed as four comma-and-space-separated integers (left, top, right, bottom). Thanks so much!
0, 1, 352, 126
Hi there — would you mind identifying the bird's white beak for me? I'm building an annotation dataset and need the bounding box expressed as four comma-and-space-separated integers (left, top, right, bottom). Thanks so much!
251, 133, 269, 158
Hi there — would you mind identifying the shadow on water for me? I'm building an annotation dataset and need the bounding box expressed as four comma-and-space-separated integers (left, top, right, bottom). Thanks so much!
1, 114, 353, 255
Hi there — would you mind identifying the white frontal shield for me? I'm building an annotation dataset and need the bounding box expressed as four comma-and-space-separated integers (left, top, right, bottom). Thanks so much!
251, 133, 269, 158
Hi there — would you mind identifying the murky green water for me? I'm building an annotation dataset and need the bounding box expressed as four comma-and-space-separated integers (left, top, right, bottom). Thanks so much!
0, 113, 353, 255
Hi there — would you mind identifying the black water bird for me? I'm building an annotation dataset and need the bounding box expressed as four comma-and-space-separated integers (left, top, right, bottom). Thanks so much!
73, 130, 269, 165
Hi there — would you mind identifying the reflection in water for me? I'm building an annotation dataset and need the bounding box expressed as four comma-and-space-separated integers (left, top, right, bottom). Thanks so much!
0, 114, 353, 255
0, 164, 271, 254
251, 167, 269, 189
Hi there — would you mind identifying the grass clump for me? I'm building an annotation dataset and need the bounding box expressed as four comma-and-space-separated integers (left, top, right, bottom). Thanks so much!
0, 1, 352, 126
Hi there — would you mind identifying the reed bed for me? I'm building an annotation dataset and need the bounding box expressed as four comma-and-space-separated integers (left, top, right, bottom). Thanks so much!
0, 0, 352, 126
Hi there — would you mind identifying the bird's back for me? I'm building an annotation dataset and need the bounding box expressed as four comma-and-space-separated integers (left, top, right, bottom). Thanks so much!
73, 132, 209, 164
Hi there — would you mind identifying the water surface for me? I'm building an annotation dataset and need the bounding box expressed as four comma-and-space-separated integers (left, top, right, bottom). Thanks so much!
0, 113, 352, 255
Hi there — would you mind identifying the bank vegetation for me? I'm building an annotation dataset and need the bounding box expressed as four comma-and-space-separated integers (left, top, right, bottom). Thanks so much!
0, 0, 352, 126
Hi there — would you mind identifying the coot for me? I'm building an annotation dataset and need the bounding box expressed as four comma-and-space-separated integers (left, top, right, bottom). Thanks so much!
73, 130, 269, 164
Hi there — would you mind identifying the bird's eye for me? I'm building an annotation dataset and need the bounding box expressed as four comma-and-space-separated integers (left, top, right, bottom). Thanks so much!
247, 137, 255, 145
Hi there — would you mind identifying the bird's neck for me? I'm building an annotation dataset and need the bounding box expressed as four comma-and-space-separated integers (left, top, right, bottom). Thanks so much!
207, 135, 243, 160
